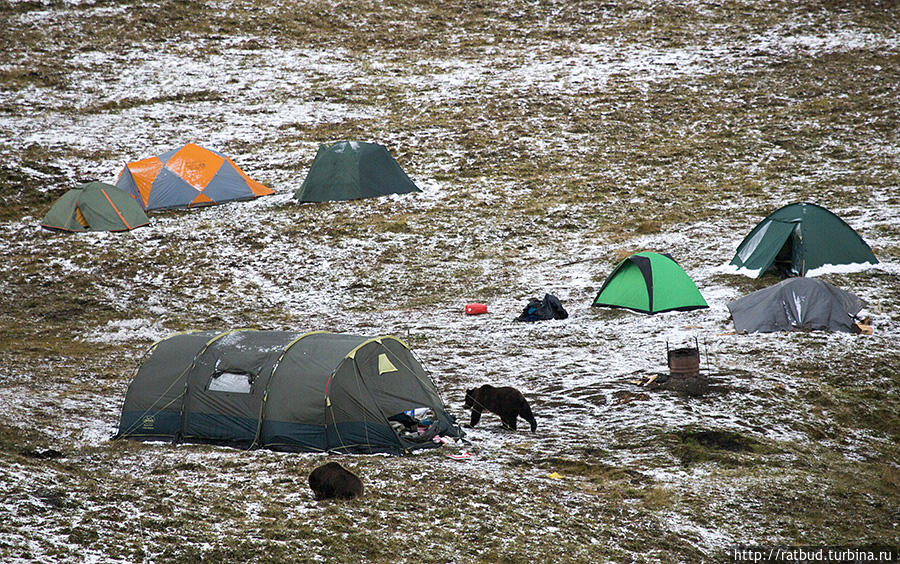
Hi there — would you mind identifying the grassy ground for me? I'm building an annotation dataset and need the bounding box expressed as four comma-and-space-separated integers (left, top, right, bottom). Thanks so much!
1, 0, 898, 562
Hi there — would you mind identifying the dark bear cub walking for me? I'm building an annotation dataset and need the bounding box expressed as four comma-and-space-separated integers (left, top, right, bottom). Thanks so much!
308, 462, 363, 500
463, 385, 537, 432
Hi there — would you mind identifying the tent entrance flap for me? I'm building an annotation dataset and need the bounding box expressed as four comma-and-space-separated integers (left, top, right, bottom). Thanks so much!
732, 220, 796, 275
774, 227, 803, 276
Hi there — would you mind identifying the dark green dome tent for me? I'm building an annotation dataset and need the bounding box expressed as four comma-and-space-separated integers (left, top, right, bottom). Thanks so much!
592, 252, 708, 314
727, 278, 865, 333
41, 182, 149, 232
294, 141, 421, 202
115, 330, 463, 455
729, 202, 878, 278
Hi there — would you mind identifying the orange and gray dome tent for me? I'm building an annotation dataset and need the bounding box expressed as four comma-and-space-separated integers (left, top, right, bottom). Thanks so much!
115, 143, 273, 211
41, 182, 149, 232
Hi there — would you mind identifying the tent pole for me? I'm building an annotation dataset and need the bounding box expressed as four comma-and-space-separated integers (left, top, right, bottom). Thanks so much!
704, 337, 710, 375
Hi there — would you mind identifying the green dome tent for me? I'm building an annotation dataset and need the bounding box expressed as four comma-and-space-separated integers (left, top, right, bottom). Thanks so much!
115, 330, 463, 455
592, 252, 708, 314
294, 141, 421, 202
41, 182, 149, 232
729, 202, 878, 278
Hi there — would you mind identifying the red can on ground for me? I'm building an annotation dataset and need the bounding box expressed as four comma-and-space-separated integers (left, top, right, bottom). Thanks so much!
465, 303, 488, 315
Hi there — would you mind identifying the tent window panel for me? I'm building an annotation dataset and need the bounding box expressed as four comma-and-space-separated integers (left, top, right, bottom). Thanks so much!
208, 371, 252, 393
378, 353, 398, 374
736, 220, 771, 263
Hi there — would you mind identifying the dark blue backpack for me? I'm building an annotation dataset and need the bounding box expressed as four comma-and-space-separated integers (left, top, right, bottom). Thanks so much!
514, 293, 568, 322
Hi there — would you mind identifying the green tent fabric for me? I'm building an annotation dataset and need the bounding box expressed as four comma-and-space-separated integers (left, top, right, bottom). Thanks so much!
41, 182, 149, 232
294, 141, 421, 202
729, 202, 878, 278
115, 330, 463, 455
592, 252, 708, 314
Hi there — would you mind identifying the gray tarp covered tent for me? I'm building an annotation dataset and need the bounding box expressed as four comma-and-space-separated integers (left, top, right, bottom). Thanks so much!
116, 330, 462, 454
727, 278, 865, 333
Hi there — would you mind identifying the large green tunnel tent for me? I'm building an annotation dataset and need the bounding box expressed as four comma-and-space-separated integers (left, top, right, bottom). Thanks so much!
116, 330, 463, 455
729, 202, 878, 278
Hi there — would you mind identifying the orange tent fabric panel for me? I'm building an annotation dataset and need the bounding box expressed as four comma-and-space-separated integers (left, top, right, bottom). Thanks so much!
166, 143, 224, 190
190, 192, 214, 207
127, 156, 164, 207
74, 207, 89, 227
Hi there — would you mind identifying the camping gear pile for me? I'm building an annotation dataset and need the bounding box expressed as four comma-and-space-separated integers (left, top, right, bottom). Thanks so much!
515, 293, 568, 322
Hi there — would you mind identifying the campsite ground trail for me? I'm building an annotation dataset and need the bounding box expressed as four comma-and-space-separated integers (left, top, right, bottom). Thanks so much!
1, 1, 899, 562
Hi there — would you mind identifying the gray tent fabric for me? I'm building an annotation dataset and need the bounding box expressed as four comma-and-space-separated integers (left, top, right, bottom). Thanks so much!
115, 330, 463, 454
727, 278, 865, 333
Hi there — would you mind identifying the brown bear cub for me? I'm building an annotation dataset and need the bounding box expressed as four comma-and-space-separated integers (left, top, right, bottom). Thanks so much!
308, 462, 363, 500
464, 385, 537, 432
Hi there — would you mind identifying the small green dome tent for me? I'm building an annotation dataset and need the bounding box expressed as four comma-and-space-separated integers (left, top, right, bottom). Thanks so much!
592, 252, 708, 314
294, 141, 421, 202
41, 182, 149, 232
729, 202, 878, 278
115, 330, 462, 455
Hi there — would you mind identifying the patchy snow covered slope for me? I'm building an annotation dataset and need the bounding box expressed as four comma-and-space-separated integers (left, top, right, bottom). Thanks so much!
1, 0, 898, 561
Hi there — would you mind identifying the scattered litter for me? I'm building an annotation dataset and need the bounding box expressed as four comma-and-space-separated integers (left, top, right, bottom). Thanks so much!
546, 472, 563, 479
855, 317, 874, 335
446, 451, 471, 460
